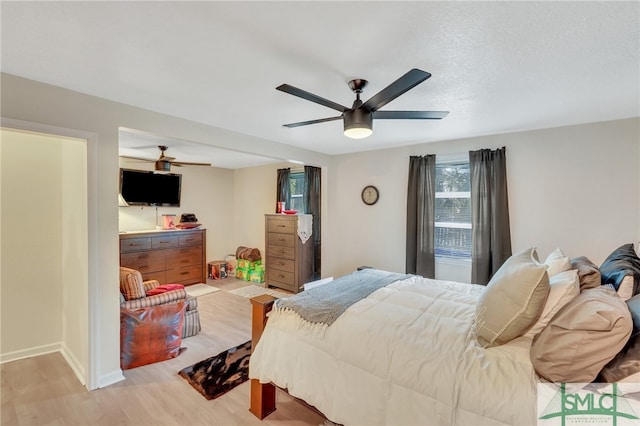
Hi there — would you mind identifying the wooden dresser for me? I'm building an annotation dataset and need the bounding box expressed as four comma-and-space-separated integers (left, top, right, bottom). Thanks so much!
265, 214, 313, 293
119, 228, 206, 286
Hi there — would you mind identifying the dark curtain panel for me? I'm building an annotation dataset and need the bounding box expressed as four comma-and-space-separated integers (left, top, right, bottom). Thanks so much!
406, 155, 436, 278
304, 165, 321, 280
469, 147, 512, 285
276, 168, 291, 213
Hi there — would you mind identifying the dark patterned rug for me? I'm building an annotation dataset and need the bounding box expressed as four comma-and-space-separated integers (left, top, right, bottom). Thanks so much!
178, 340, 251, 400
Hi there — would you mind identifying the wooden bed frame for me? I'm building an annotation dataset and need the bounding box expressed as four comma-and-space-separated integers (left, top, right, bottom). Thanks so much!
249, 294, 278, 419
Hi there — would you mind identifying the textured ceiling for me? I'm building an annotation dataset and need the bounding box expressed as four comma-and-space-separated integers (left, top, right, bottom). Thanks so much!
2, 1, 638, 168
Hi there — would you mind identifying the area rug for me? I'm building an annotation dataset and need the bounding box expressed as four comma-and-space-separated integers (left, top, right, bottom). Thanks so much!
178, 340, 251, 400
185, 283, 220, 298
229, 284, 290, 299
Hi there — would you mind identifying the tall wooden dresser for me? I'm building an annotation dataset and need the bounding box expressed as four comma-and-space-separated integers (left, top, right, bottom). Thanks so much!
119, 228, 206, 285
265, 214, 313, 293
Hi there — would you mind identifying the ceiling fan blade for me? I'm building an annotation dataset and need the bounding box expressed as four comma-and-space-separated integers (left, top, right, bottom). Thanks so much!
120, 155, 154, 162
374, 110, 449, 120
277, 84, 349, 113
362, 69, 432, 112
283, 116, 343, 128
172, 161, 212, 167
159, 155, 176, 161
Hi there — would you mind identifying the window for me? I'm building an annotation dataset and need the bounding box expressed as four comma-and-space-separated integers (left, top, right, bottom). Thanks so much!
435, 159, 471, 259
289, 171, 305, 212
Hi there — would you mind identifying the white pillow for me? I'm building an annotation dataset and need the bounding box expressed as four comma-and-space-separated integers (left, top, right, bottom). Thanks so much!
526, 269, 580, 337
544, 247, 571, 277
476, 247, 550, 348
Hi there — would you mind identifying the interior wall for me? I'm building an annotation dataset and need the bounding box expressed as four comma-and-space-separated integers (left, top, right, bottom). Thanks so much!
118, 158, 235, 262
1, 73, 330, 387
1, 129, 87, 377
324, 118, 640, 281
232, 163, 285, 260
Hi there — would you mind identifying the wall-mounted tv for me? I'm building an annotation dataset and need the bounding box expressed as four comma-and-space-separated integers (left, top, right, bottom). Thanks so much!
120, 168, 182, 207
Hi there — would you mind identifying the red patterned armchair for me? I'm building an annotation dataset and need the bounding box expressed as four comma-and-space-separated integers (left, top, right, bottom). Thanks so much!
119, 267, 201, 338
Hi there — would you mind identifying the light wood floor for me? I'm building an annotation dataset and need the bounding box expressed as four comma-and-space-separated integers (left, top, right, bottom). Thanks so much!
1, 278, 324, 426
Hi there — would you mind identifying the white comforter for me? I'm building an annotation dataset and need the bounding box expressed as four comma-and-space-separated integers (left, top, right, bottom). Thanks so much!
249, 276, 539, 425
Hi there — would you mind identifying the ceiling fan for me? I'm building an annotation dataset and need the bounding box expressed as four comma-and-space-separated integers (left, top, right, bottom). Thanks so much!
121, 145, 212, 172
277, 68, 449, 139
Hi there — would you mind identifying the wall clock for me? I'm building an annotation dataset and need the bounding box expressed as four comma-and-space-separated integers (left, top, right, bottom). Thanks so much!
361, 185, 379, 205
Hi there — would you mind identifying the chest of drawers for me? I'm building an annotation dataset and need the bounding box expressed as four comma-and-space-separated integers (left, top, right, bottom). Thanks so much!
119, 228, 206, 285
265, 214, 313, 293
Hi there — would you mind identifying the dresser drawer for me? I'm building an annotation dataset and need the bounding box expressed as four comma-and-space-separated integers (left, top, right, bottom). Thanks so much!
166, 246, 202, 269
267, 232, 294, 247
267, 256, 295, 273
120, 237, 151, 252
268, 269, 295, 287
166, 265, 203, 283
141, 271, 166, 284
267, 219, 295, 234
151, 235, 178, 249
180, 232, 203, 247
121, 250, 165, 273
267, 244, 294, 260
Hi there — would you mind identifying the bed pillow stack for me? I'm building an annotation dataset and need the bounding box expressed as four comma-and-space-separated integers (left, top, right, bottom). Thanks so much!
525, 243, 640, 383
476, 247, 550, 348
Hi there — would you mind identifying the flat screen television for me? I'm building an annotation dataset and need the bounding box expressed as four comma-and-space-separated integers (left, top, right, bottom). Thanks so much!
120, 168, 182, 207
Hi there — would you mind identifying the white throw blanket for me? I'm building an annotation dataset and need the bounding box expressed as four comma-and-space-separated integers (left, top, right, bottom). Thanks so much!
249, 275, 539, 425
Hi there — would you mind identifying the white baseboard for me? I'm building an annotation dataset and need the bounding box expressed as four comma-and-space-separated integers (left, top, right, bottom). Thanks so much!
60, 344, 86, 387
0, 342, 61, 364
1, 341, 124, 389
99, 369, 125, 388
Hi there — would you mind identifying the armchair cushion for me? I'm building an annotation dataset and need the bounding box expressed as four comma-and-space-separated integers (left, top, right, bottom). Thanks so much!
119, 267, 146, 300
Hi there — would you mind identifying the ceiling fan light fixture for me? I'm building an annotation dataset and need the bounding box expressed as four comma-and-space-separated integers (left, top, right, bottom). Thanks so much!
343, 109, 373, 139
155, 160, 171, 172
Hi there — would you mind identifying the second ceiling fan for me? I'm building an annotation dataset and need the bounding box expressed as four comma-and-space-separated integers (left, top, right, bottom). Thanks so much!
121, 145, 211, 172
277, 68, 449, 139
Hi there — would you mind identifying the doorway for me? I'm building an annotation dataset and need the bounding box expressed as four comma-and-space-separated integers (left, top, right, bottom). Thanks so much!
1, 123, 97, 389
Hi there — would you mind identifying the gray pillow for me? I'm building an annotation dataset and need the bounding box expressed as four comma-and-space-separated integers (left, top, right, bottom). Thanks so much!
570, 256, 601, 291
476, 247, 550, 348
531, 287, 632, 383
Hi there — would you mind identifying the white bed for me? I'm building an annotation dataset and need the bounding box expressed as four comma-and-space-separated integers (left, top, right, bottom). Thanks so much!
249, 275, 539, 425
250, 245, 640, 425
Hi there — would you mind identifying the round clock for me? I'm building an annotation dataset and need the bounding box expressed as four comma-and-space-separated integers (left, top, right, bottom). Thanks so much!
361, 185, 379, 205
